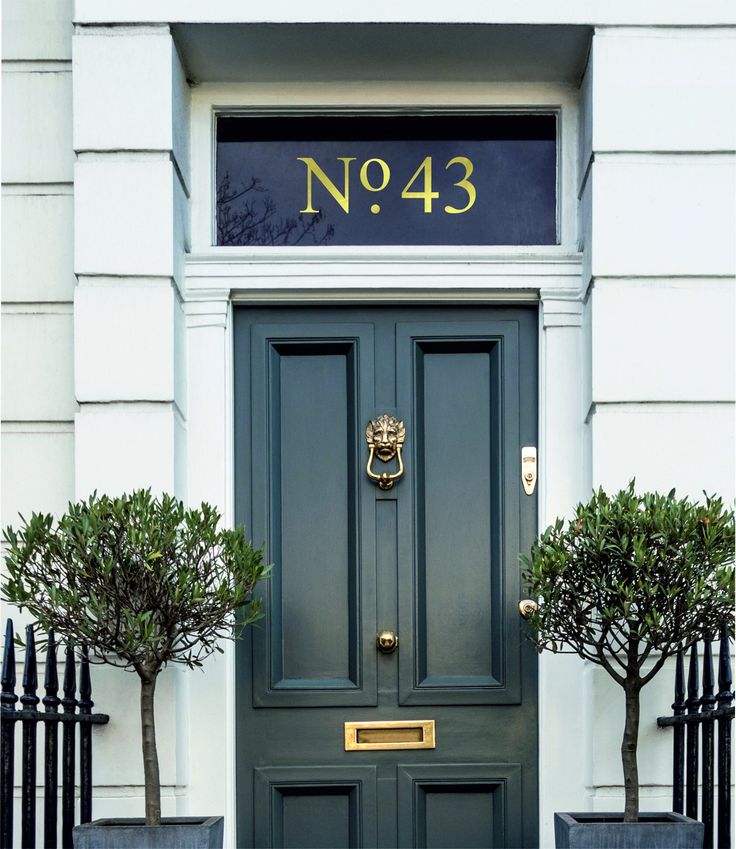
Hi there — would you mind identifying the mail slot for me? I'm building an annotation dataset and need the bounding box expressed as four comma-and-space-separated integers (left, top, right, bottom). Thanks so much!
344, 720, 435, 751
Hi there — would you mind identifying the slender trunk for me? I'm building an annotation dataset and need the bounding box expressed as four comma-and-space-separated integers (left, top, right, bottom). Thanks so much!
139, 673, 161, 826
621, 680, 641, 823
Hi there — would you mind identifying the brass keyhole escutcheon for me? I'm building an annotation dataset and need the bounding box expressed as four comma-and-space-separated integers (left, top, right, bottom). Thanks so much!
365, 415, 405, 490
377, 630, 398, 654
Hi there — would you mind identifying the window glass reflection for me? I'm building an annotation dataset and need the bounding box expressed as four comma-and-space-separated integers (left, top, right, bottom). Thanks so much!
216, 115, 557, 247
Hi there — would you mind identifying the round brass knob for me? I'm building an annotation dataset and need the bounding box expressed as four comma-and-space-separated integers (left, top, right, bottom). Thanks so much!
518, 599, 539, 619
376, 630, 398, 653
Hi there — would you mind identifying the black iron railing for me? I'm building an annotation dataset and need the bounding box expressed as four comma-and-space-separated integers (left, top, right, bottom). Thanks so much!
657, 625, 734, 849
1, 619, 109, 849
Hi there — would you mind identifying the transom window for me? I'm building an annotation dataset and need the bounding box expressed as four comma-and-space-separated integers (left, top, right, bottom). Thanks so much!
215, 114, 557, 247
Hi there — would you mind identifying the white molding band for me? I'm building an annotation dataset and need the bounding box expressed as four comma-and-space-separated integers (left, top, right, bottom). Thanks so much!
185, 252, 584, 301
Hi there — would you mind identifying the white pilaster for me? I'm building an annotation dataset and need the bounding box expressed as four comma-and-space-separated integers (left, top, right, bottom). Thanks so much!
538, 292, 588, 848
583, 25, 736, 814
71, 24, 191, 820
72, 25, 189, 501
181, 291, 234, 842
185, 292, 230, 509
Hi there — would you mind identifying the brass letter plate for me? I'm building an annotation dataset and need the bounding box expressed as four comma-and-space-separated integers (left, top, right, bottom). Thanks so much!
344, 720, 435, 751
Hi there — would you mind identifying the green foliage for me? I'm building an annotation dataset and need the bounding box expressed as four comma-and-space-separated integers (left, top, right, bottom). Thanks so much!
522, 482, 734, 688
2, 490, 271, 678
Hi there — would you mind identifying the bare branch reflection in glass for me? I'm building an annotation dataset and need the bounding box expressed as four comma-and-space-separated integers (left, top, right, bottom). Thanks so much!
216, 172, 335, 246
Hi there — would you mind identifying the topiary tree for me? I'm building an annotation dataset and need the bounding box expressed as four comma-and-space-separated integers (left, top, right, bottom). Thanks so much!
1, 490, 270, 827
522, 482, 734, 823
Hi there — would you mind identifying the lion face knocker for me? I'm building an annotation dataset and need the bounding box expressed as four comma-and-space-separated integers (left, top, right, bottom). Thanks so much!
365, 414, 405, 490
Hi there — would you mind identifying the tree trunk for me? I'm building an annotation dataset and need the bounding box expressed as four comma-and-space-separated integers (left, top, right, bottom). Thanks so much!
139, 673, 161, 826
621, 680, 641, 823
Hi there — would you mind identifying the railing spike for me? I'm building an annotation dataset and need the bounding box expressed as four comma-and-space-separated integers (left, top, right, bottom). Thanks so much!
20, 626, 39, 847
1, 618, 19, 849
42, 632, 60, 849
20, 625, 39, 710
43, 630, 60, 713
717, 622, 733, 705
687, 642, 700, 705
61, 642, 77, 848
673, 643, 686, 711
78, 646, 93, 825
1, 618, 17, 707
701, 638, 716, 848
702, 638, 716, 710
79, 646, 92, 713
716, 623, 733, 849
671, 644, 686, 814
685, 641, 700, 821
62, 643, 76, 709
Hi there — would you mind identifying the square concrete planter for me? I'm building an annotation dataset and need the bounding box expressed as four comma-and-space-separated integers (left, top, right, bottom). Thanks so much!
73, 816, 224, 849
554, 812, 704, 849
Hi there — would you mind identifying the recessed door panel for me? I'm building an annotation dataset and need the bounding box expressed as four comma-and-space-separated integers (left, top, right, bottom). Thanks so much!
397, 324, 521, 705
254, 767, 378, 849
416, 342, 499, 685
277, 347, 355, 684
397, 764, 523, 849
246, 323, 376, 706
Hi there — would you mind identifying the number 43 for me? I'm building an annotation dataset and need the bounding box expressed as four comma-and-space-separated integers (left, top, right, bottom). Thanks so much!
401, 156, 476, 214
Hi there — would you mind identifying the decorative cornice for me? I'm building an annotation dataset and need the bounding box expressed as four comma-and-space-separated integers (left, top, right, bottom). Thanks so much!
185, 251, 584, 304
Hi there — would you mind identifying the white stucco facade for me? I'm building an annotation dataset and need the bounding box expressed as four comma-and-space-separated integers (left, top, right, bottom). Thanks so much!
2, 3, 734, 847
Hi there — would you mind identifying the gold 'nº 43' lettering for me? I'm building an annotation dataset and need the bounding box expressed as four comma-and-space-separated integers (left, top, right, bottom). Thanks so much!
297, 156, 477, 215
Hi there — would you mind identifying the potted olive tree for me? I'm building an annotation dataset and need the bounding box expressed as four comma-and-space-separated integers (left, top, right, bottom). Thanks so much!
522, 483, 734, 849
2, 490, 270, 849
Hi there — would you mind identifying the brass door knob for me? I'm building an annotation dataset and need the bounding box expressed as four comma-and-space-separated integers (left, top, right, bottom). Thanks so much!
518, 599, 538, 619
376, 630, 398, 653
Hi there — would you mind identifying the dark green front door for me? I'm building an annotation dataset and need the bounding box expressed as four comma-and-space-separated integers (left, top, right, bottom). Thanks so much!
234, 306, 538, 849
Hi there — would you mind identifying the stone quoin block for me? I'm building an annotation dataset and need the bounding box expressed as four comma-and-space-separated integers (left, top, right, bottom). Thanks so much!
1, 428, 75, 526
1, 191, 75, 302
1, 69, 73, 183
2, 0, 73, 60
74, 283, 177, 402
75, 404, 179, 497
73, 29, 190, 178
591, 31, 736, 152
74, 156, 176, 277
591, 279, 735, 403
591, 403, 735, 500
590, 156, 736, 278
1, 310, 76, 421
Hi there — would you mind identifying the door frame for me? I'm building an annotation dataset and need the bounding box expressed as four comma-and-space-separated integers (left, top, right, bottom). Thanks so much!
184, 274, 586, 848
184, 80, 588, 849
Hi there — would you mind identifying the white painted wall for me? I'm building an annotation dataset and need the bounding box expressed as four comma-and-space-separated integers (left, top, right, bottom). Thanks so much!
2, 6, 78, 843
1, 8, 76, 557
3, 6, 734, 849
581, 25, 736, 822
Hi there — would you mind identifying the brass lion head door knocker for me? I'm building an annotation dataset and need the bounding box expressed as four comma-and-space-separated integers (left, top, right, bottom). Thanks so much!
365, 414, 405, 490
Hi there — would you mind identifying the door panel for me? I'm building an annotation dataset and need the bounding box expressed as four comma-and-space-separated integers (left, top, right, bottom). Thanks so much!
397, 764, 523, 849
396, 325, 521, 705
254, 767, 378, 849
249, 324, 376, 707
235, 307, 538, 849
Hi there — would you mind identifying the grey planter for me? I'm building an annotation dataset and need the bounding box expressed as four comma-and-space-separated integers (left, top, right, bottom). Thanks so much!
554, 812, 704, 849
73, 816, 224, 849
